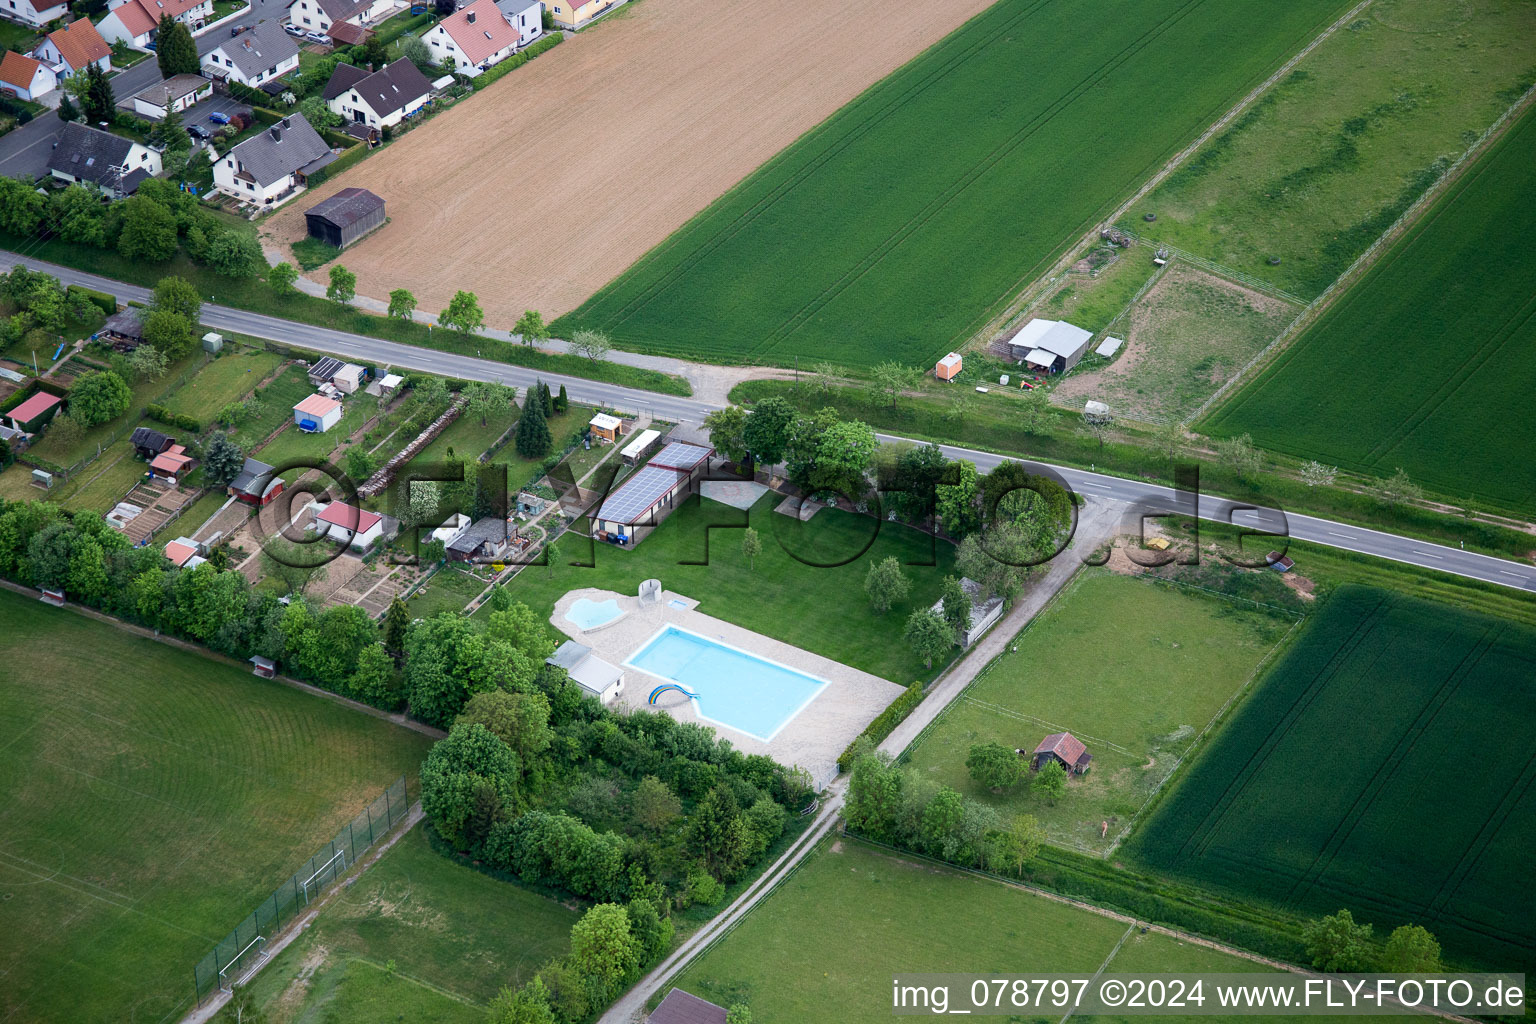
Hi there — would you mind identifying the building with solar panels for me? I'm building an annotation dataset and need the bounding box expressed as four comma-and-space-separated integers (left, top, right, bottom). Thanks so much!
590, 440, 713, 546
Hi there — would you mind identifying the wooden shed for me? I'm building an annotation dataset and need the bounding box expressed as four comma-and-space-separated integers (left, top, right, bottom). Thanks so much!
304, 188, 386, 250
1029, 732, 1092, 775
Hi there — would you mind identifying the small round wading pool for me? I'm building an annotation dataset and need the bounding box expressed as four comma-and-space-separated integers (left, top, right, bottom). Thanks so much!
565, 597, 623, 631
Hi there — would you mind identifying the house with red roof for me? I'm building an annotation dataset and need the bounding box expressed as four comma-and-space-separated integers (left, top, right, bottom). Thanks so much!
1029, 732, 1092, 775
98, 0, 213, 48
0, 50, 57, 102
148, 444, 196, 485
422, 0, 520, 73
32, 18, 111, 79
1, 0, 69, 30
4, 391, 63, 434
309, 500, 389, 551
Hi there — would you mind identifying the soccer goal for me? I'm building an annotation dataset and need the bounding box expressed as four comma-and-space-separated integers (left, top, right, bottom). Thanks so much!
300, 848, 347, 905
218, 936, 268, 992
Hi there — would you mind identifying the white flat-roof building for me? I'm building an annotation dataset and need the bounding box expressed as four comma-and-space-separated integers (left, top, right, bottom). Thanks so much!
293, 393, 343, 432
546, 640, 624, 704
620, 428, 660, 465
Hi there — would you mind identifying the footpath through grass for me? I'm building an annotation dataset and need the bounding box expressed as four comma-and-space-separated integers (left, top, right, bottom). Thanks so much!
1202, 104, 1536, 512
0, 588, 433, 1023
555, 0, 1350, 368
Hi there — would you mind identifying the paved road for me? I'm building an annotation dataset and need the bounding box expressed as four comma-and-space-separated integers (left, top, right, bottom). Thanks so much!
5, 250, 1533, 594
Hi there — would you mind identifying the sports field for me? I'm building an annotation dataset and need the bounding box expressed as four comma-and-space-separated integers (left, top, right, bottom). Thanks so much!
1131, 586, 1536, 969
555, 0, 1351, 368
1202, 106, 1536, 509
902, 571, 1294, 853
0, 589, 433, 1022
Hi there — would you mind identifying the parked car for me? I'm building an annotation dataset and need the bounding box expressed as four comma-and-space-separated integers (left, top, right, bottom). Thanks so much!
208, 111, 231, 124
188, 124, 211, 140
284, 22, 304, 36
306, 30, 330, 44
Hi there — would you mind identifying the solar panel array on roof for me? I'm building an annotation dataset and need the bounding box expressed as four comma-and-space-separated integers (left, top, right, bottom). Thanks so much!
649, 441, 711, 471
597, 465, 685, 525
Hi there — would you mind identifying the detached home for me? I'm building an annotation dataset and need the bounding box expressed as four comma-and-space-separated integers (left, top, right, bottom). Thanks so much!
546, 0, 615, 30
47, 122, 162, 197
322, 57, 431, 130
213, 113, 335, 206
125, 73, 212, 118
286, 0, 393, 35
32, 19, 111, 80
1, 0, 70, 30
201, 20, 299, 88
493, 0, 541, 45
423, 0, 520, 72
0, 50, 56, 102
97, 0, 213, 48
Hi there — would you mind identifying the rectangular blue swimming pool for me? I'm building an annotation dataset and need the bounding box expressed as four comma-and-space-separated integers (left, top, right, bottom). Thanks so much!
624, 626, 828, 741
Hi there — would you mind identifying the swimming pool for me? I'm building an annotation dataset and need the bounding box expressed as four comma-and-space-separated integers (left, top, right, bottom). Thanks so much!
565, 597, 623, 630
625, 626, 828, 742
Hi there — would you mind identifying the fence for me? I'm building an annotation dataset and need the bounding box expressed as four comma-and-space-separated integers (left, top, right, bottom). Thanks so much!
191, 774, 411, 1005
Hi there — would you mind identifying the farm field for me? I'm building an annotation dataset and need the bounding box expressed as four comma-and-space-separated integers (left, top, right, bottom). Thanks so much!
902, 571, 1295, 853
0, 588, 433, 1023
1123, 0, 1536, 299
158, 347, 285, 426
1130, 585, 1536, 969
1053, 264, 1301, 423
237, 824, 578, 1021
1201, 105, 1536, 510
489, 491, 958, 684
259, 0, 1001, 325
554, 0, 1352, 368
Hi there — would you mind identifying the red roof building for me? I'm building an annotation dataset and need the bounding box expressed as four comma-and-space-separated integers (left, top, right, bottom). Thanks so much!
316, 501, 382, 533
149, 444, 196, 480
1030, 732, 1092, 775
37, 18, 111, 74
648, 989, 727, 1024
5, 392, 62, 432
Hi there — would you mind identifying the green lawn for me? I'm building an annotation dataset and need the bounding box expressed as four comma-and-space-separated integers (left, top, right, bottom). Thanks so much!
238, 824, 578, 1019
1038, 247, 1161, 335
554, 0, 1350, 368
259, 392, 379, 468
158, 347, 284, 427
24, 351, 202, 469
1201, 104, 1536, 513
903, 571, 1295, 853
57, 440, 148, 513
233, 363, 310, 452
494, 491, 957, 684
406, 564, 491, 618
0, 588, 433, 1023
1130, 585, 1536, 970
178, 488, 237, 539
1123, 0, 1536, 299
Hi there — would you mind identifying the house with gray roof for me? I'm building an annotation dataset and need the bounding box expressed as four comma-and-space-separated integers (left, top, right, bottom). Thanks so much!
201, 20, 300, 89
323, 57, 432, 130
213, 113, 336, 208
546, 641, 625, 704
46, 123, 161, 197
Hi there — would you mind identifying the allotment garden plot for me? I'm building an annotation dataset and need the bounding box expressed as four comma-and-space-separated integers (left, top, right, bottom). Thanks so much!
0, 589, 433, 1023
1131, 586, 1536, 970
556, 0, 1352, 368
902, 571, 1295, 854
1201, 106, 1536, 511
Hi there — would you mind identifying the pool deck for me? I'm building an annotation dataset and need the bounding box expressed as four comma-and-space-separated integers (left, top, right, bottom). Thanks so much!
551, 587, 905, 786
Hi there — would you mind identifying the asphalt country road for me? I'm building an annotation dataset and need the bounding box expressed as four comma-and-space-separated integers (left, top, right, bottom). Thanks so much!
5, 250, 1533, 595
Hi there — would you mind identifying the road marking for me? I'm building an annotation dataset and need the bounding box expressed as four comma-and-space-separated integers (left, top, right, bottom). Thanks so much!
1413, 550, 1443, 559
1328, 531, 1354, 538
1500, 570, 1528, 578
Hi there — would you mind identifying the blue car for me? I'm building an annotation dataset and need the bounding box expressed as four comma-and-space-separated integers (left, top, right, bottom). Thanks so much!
208, 112, 231, 125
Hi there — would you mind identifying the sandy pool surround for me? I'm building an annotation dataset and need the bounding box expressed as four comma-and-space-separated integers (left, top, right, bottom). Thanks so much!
550, 588, 903, 785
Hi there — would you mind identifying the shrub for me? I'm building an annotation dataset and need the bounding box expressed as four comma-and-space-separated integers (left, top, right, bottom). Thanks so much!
836, 680, 924, 771
65, 285, 115, 318
145, 404, 203, 432
469, 32, 562, 90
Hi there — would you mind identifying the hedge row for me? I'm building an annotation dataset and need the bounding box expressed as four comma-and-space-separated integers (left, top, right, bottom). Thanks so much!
304, 141, 369, 187
145, 404, 203, 433
836, 679, 924, 772
67, 284, 116, 318
468, 31, 562, 91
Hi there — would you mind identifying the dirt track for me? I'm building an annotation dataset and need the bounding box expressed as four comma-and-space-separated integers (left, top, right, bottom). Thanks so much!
262, 0, 996, 325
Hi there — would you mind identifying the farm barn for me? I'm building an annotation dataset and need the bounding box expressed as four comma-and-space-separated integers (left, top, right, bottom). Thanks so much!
1029, 732, 1091, 774
1006, 319, 1093, 373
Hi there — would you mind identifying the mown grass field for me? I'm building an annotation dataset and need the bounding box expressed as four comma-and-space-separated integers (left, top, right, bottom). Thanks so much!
902, 571, 1295, 853
1130, 585, 1536, 969
491, 491, 957, 684
158, 347, 284, 426
554, 0, 1350, 368
239, 824, 578, 1021
0, 589, 433, 1023
1201, 106, 1536, 510
1124, 0, 1536, 299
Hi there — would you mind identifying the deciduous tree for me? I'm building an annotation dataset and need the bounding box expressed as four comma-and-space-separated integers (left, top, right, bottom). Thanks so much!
67, 370, 131, 427
630, 775, 681, 834
938, 575, 971, 640
569, 903, 639, 988
118, 197, 178, 262
864, 555, 910, 614
1300, 460, 1337, 487
387, 287, 416, 320
1379, 924, 1440, 973
327, 264, 357, 304
1031, 759, 1067, 804
740, 526, 760, 570
153, 275, 202, 326
1303, 910, 1374, 972
1370, 467, 1423, 508
441, 290, 484, 334
870, 360, 920, 411
704, 405, 749, 466
966, 742, 1021, 792
903, 607, 951, 668
126, 344, 168, 380
572, 328, 611, 362
742, 396, 793, 470
514, 309, 547, 347
141, 308, 194, 358
268, 261, 298, 295
1215, 433, 1263, 479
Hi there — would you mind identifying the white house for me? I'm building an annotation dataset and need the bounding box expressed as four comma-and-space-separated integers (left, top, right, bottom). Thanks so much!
201, 20, 299, 88
97, 0, 213, 48
322, 57, 432, 130
0, 50, 56, 102
32, 19, 111, 80
285, 0, 393, 35
547, 641, 625, 704
47, 122, 162, 196
125, 73, 212, 118
1, 0, 68, 31
493, 0, 541, 46
423, 0, 520, 72
213, 113, 336, 206
309, 500, 386, 551
292, 392, 343, 432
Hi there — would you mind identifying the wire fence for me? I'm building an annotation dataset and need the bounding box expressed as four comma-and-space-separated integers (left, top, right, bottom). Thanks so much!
191, 774, 411, 1005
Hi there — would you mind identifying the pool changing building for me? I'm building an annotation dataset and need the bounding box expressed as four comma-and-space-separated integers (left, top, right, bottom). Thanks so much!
590, 440, 713, 546
547, 641, 624, 704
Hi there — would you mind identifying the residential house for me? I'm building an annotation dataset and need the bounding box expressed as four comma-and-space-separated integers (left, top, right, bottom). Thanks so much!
304, 187, 385, 249
201, 19, 299, 88
213, 114, 336, 206
0, 50, 56, 102
97, 0, 213, 48
546, 0, 616, 30
32, 19, 111, 80
1, 0, 70, 31
445, 516, 513, 563
1029, 732, 1092, 775
309, 500, 390, 551
422, 0, 520, 72
129, 426, 175, 459
101, 308, 147, 351
47, 122, 162, 197
124, 73, 211, 118
322, 58, 430, 130
292, 392, 343, 432
647, 989, 728, 1024
285, 0, 393, 35
492, 0, 541, 45
228, 456, 285, 505
546, 641, 625, 704
4, 392, 62, 433
148, 443, 195, 485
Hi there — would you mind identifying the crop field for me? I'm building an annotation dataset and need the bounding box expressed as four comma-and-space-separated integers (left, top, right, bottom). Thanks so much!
238, 824, 578, 1021
554, 0, 1351, 368
1053, 265, 1301, 423
1131, 585, 1536, 969
902, 571, 1295, 853
0, 589, 434, 1022
1202, 106, 1536, 510
1123, 0, 1536, 299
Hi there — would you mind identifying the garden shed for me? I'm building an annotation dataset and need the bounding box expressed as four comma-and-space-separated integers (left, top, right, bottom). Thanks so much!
589, 412, 623, 442
304, 188, 386, 250
1029, 732, 1092, 775
648, 989, 728, 1024
4, 391, 62, 433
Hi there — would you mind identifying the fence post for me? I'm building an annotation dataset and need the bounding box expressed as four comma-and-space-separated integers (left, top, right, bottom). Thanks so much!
365, 804, 375, 845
